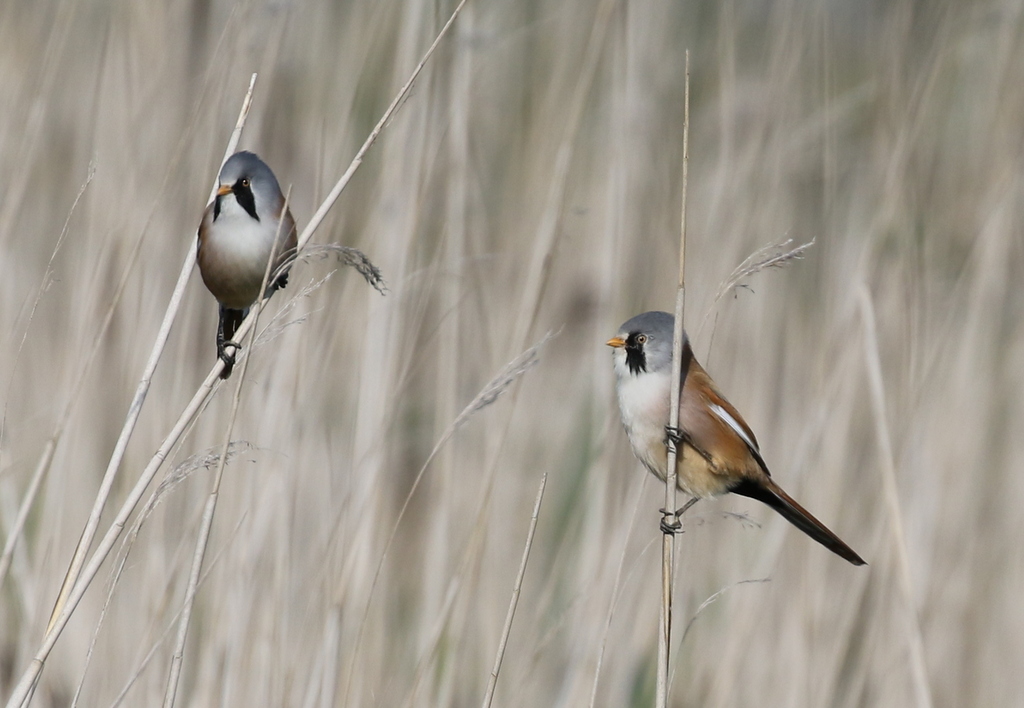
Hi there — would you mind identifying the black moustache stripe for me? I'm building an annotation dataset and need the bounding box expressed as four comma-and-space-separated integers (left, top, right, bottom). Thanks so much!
625, 339, 646, 375
233, 180, 260, 221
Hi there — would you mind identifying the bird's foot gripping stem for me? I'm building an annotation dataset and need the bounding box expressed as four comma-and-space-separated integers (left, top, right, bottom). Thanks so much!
658, 497, 699, 535
216, 340, 241, 379
664, 425, 683, 454
664, 425, 714, 465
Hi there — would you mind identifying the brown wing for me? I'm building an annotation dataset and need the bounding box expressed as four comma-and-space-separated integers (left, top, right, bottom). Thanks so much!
678, 348, 766, 480
678, 346, 865, 565
271, 207, 298, 291
196, 202, 213, 251
196, 203, 221, 299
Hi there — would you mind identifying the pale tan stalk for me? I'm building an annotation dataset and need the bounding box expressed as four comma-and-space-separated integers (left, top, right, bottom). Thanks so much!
0, 167, 93, 594
346, 332, 553, 702
588, 478, 650, 708
5, 2, 467, 701
480, 471, 547, 708
292, 0, 470, 260
42, 74, 258, 641
657, 49, 689, 708
0, 16, 249, 605
5, 75, 257, 708
509, 0, 618, 349
858, 286, 933, 708
162, 185, 288, 708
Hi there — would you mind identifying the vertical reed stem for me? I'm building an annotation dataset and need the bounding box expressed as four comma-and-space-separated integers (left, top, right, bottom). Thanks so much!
656, 49, 689, 708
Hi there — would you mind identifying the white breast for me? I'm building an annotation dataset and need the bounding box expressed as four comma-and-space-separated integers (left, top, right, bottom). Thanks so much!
210, 197, 280, 264
202, 197, 283, 309
612, 352, 671, 480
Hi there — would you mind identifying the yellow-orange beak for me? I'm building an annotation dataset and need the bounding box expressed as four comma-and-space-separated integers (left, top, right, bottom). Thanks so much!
606, 336, 626, 348
216, 184, 233, 196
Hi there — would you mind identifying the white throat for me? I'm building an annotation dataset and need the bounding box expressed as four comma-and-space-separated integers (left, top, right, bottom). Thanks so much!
612, 349, 671, 478
210, 194, 280, 263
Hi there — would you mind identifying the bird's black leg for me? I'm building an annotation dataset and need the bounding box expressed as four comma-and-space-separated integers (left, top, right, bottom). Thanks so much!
216, 306, 245, 379
216, 337, 239, 379
659, 497, 700, 535
660, 426, 711, 533
664, 426, 715, 465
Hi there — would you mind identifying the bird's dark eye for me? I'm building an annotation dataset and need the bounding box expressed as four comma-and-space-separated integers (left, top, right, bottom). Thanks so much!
636, 334, 648, 344
241, 178, 250, 188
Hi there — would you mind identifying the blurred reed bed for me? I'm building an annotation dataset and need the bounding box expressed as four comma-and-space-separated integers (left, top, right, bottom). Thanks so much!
1, 0, 1023, 706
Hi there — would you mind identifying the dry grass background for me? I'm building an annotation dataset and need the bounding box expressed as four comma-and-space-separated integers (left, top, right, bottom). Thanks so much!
1, 0, 1022, 706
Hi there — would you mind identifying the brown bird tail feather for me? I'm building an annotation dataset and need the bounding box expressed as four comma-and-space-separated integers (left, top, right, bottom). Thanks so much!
730, 478, 866, 566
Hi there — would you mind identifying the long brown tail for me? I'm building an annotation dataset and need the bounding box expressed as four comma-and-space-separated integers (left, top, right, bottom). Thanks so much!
730, 478, 866, 566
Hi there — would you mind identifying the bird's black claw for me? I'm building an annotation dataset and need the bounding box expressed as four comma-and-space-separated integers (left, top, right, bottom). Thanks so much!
217, 339, 241, 360
663, 424, 679, 446
659, 508, 682, 535
663, 426, 679, 454
217, 341, 240, 379
659, 498, 701, 535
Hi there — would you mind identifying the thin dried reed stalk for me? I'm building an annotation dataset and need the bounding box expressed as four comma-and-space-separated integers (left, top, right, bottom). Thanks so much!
42, 74, 258, 642
162, 186, 291, 708
657, 48, 690, 708
4, 77, 260, 708
0, 166, 94, 592
858, 287, 933, 708
4, 0, 466, 692
480, 471, 547, 708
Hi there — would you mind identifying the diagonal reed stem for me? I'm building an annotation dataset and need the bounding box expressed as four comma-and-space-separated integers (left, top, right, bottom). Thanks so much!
161, 187, 289, 708
4, 74, 258, 708
5, 5, 464, 697
481, 472, 548, 708
42, 75, 258, 641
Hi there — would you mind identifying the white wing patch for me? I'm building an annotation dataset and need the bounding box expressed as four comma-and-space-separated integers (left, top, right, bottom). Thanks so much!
709, 403, 757, 451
